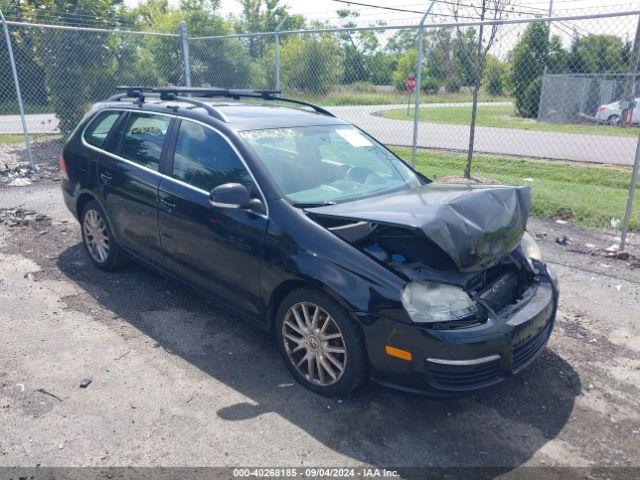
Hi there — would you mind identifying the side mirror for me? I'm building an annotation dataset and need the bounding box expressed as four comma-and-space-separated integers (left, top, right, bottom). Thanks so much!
209, 183, 251, 209
209, 183, 266, 215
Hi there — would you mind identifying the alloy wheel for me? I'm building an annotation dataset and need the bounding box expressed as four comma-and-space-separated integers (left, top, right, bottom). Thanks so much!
83, 209, 110, 263
281, 302, 347, 386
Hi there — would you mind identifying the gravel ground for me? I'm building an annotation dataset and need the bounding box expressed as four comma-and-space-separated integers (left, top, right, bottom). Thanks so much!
0, 183, 639, 478
0, 139, 63, 187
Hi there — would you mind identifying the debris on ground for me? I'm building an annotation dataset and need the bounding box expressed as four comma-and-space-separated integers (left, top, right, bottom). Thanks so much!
36, 388, 63, 402
79, 378, 92, 389
0, 208, 51, 228
8, 177, 32, 187
604, 250, 630, 260
0, 138, 63, 186
555, 235, 572, 246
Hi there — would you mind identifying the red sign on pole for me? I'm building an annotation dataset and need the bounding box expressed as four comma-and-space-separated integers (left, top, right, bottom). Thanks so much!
405, 73, 417, 92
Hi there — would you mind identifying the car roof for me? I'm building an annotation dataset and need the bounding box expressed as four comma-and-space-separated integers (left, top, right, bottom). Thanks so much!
97, 98, 348, 131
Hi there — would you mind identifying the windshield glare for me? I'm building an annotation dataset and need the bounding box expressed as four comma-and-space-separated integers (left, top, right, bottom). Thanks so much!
239, 125, 421, 205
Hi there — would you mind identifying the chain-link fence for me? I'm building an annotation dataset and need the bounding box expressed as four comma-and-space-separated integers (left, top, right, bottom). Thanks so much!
1, 9, 639, 245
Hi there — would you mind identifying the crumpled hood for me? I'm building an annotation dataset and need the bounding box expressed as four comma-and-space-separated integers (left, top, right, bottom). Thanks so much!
307, 183, 531, 272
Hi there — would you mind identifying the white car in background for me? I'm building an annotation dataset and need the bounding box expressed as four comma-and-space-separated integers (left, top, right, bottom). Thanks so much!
595, 98, 640, 126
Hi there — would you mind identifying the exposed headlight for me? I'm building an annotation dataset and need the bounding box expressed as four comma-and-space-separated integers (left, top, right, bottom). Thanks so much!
521, 231, 542, 272
401, 281, 477, 323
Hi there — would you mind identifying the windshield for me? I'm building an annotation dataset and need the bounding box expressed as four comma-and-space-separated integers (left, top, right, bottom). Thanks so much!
239, 125, 422, 206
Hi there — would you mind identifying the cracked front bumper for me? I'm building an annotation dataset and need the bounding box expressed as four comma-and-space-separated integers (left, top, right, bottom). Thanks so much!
360, 280, 558, 397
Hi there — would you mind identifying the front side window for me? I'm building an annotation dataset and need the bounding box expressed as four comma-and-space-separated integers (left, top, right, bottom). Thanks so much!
172, 120, 251, 191
239, 125, 421, 205
117, 113, 170, 171
84, 111, 121, 148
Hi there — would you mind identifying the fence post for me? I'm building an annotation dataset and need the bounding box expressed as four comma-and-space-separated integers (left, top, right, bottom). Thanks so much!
0, 9, 35, 170
620, 133, 640, 251
411, 1, 437, 168
274, 16, 287, 92
180, 20, 191, 87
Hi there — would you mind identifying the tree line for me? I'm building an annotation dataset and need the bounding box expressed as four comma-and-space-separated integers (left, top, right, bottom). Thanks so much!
0, 0, 634, 135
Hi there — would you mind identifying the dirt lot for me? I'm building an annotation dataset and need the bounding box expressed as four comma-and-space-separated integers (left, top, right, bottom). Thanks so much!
1, 182, 640, 477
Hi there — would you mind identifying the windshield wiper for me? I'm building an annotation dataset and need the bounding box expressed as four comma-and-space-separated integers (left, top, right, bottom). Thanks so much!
292, 201, 336, 208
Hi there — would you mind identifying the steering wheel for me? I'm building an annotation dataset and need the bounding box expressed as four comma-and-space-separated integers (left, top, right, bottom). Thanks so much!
345, 166, 371, 183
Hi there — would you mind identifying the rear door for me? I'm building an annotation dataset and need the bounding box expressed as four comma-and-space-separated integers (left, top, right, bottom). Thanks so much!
157, 119, 267, 318
97, 111, 172, 265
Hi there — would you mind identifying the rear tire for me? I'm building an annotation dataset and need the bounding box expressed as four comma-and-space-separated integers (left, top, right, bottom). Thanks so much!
275, 287, 368, 397
80, 200, 126, 270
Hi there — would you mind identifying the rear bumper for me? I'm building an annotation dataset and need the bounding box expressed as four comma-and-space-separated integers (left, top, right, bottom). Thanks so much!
361, 279, 557, 397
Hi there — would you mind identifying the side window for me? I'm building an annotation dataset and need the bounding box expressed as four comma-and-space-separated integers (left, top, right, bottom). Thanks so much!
172, 120, 252, 191
84, 111, 121, 148
117, 113, 170, 171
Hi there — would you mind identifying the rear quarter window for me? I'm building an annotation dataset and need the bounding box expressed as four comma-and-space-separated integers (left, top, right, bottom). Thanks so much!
84, 111, 121, 148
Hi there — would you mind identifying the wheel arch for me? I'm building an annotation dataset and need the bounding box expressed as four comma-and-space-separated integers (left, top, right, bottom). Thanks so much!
75, 190, 120, 243
266, 276, 367, 336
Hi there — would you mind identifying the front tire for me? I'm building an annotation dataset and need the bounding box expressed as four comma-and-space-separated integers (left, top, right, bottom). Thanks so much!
80, 200, 126, 270
275, 288, 368, 397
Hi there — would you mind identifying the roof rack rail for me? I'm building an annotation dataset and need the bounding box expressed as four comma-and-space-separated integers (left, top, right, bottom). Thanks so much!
112, 86, 336, 119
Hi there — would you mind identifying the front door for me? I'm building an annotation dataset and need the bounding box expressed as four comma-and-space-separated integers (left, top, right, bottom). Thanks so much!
157, 119, 267, 318
97, 111, 172, 265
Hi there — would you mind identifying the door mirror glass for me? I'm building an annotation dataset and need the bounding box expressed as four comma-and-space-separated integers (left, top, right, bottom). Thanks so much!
209, 183, 252, 209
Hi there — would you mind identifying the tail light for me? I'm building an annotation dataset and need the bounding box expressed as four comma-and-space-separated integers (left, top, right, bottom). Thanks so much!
59, 154, 69, 180
599, 105, 606, 111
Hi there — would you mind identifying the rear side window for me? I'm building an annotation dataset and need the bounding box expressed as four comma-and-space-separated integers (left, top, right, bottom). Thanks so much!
117, 113, 170, 171
84, 111, 121, 148
172, 120, 252, 191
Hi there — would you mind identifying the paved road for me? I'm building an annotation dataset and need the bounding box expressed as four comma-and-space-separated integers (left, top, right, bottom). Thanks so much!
1, 183, 639, 473
328, 104, 638, 166
1, 104, 637, 165
0, 113, 59, 134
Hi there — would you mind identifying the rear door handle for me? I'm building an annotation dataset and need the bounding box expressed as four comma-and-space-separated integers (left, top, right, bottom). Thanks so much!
99, 172, 112, 184
160, 198, 176, 211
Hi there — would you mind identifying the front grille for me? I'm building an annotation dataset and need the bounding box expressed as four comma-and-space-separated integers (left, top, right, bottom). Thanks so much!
513, 322, 552, 371
426, 358, 502, 391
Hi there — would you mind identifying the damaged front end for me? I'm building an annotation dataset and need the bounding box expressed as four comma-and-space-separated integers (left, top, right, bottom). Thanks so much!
308, 183, 549, 329
306, 183, 557, 395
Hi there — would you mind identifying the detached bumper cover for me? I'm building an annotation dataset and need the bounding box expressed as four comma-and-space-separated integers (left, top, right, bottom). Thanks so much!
360, 280, 557, 396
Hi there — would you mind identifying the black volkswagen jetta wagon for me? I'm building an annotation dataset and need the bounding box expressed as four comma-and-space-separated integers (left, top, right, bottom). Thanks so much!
61, 86, 559, 397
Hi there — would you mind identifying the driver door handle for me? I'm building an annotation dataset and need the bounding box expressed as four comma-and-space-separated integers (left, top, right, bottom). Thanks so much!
160, 198, 176, 211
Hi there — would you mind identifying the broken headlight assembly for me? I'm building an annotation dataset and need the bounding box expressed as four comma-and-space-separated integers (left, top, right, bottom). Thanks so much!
521, 231, 542, 271
401, 281, 477, 323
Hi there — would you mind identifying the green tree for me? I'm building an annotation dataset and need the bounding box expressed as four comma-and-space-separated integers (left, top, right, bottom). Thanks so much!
235, 0, 304, 60
18, 0, 123, 134
280, 34, 341, 94
509, 22, 550, 118
483, 56, 506, 96
567, 34, 629, 74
